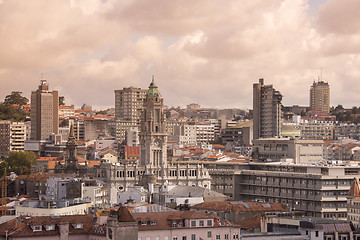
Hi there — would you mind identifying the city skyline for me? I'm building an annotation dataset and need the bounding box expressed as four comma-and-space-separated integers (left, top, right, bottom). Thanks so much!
0, 0, 359, 110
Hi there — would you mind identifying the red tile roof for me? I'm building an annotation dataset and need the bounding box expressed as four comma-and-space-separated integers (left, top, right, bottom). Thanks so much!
125, 146, 140, 158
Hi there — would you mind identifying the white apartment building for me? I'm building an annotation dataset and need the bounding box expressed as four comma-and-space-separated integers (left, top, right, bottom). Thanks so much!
196, 123, 215, 144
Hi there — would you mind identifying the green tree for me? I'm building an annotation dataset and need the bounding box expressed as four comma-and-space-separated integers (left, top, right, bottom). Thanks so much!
0, 104, 28, 121
335, 105, 344, 111
4, 91, 28, 106
0, 151, 36, 177
59, 96, 65, 106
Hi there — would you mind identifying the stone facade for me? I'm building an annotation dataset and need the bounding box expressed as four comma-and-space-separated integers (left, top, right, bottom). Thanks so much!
94, 78, 211, 205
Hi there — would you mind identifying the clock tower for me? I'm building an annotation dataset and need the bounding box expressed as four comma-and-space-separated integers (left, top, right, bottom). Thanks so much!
139, 77, 168, 168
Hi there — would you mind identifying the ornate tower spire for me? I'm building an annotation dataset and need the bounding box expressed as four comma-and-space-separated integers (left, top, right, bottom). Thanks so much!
139, 76, 167, 168
65, 124, 78, 166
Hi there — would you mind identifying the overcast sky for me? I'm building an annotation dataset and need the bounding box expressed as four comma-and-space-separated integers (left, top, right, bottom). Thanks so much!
0, 0, 359, 110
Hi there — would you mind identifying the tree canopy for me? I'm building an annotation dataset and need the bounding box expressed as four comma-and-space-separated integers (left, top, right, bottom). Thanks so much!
0, 104, 28, 121
0, 151, 36, 177
3, 91, 28, 106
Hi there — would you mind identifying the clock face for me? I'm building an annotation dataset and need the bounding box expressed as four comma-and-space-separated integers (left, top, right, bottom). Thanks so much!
154, 139, 161, 147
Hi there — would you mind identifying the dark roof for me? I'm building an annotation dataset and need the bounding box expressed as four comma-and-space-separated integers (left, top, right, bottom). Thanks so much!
192, 201, 287, 212
118, 205, 135, 222
0, 215, 103, 238
131, 210, 230, 231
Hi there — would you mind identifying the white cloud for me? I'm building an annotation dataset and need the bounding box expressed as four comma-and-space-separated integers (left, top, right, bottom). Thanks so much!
0, 0, 359, 109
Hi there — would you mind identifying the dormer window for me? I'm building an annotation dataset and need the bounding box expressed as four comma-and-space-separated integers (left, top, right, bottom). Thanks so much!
32, 225, 42, 232
72, 223, 83, 229
172, 221, 177, 227
141, 221, 147, 225
45, 225, 55, 231
150, 221, 157, 225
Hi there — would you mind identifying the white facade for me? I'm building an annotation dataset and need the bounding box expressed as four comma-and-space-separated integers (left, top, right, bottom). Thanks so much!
10, 122, 26, 151
83, 185, 107, 208
196, 124, 215, 144
16, 202, 90, 216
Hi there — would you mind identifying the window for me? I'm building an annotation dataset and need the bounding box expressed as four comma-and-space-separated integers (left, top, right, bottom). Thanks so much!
199, 220, 204, 226
141, 221, 147, 225
207, 220, 212, 226
173, 236, 178, 240
208, 231, 212, 238
315, 231, 319, 237
45, 225, 55, 231
233, 233, 239, 239
150, 221, 157, 225
191, 234, 196, 240
191, 220, 196, 227
216, 234, 220, 240
225, 234, 229, 240
182, 236, 187, 240
306, 230, 308, 235
33, 225, 42, 232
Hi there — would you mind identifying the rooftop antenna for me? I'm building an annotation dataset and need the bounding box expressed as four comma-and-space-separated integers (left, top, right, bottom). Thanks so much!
320, 68, 323, 82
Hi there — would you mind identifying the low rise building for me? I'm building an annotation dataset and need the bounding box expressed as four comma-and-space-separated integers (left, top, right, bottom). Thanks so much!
15, 199, 91, 216
252, 138, 323, 163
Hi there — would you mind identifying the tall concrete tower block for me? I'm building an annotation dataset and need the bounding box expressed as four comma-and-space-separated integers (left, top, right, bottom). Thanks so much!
310, 80, 330, 113
30, 79, 59, 140
253, 78, 282, 140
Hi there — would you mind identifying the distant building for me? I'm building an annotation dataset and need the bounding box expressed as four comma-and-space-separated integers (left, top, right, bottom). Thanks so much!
30, 79, 59, 140
114, 87, 146, 141
196, 123, 215, 144
125, 126, 140, 146
220, 121, 253, 146
187, 103, 201, 110
0, 121, 11, 157
253, 78, 282, 140
310, 80, 330, 113
58, 105, 75, 119
169, 124, 197, 146
252, 138, 323, 163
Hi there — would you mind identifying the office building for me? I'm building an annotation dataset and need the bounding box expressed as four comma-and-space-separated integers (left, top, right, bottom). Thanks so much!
253, 78, 282, 140
30, 79, 59, 140
310, 80, 330, 113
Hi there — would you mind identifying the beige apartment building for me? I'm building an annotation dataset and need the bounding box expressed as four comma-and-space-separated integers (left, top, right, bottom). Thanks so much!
310, 80, 330, 113
235, 162, 359, 220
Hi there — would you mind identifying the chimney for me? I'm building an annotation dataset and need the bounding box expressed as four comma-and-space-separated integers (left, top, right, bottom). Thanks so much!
58, 222, 69, 240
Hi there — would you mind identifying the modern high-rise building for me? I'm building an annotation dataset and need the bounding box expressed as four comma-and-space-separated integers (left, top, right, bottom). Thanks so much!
310, 80, 330, 113
30, 79, 59, 140
114, 87, 147, 141
114, 87, 147, 123
253, 78, 282, 140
